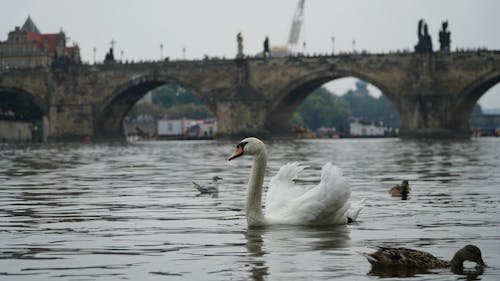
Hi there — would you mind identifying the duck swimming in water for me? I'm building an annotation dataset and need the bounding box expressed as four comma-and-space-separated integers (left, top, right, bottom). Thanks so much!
389, 180, 410, 199
362, 245, 486, 273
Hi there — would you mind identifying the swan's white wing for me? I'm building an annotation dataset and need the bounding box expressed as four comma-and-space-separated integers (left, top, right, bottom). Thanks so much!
267, 162, 351, 225
295, 162, 351, 224
265, 162, 308, 217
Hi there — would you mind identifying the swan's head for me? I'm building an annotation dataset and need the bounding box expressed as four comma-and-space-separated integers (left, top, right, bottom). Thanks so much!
228, 137, 266, 161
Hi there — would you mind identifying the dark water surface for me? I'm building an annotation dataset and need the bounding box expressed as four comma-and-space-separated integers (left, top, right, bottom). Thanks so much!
1, 138, 499, 280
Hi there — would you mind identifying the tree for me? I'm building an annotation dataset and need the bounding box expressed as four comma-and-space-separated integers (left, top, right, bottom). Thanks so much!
292, 80, 404, 135
341, 80, 400, 128
151, 84, 204, 108
166, 104, 214, 119
126, 83, 212, 121
125, 102, 164, 122
294, 87, 351, 133
0, 92, 43, 121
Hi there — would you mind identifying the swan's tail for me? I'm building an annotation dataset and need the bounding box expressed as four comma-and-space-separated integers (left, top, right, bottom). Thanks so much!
274, 162, 307, 182
347, 198, 366, 222
320, 162, 343, 183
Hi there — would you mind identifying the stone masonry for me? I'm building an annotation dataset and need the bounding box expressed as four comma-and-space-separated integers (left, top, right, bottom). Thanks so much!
1, 51, 499, 140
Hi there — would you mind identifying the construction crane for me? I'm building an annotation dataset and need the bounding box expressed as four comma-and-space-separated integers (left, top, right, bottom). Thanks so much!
287, 0, 305, 54
258, 0, 305, 57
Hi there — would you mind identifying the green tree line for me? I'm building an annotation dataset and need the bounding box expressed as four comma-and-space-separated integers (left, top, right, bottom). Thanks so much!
126, 84, 214, 121
293, 85, 401, 134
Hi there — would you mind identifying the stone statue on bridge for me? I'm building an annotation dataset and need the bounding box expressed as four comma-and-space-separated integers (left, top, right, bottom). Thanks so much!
414, 19, 433, 54
236, 32, 244, 58
104, 47, 115, 64
439, 20, 451, 52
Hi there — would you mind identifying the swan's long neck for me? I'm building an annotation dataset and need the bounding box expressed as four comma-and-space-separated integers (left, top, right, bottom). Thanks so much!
246, 150, 267, 226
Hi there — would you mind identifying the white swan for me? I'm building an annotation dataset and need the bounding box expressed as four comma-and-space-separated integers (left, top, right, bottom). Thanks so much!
228, 137, 364, 227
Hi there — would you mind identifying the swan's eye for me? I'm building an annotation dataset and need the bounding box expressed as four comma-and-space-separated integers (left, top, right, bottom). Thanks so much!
237, 141, 248, 149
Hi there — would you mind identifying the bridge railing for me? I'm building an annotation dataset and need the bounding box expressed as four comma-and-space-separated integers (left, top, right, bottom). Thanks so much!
1, 48, 498, 71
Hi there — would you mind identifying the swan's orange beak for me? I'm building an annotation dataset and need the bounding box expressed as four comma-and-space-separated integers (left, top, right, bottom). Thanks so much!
228, 145, 244, 161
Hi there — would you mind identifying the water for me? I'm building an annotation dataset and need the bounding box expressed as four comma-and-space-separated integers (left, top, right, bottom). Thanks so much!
1, 138, 499, 280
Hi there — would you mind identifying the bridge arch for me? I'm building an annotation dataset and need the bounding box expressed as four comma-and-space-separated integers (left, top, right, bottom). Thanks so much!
266, 70, 398, 133
94, 74, 215, 139
0, 86, 45, 119
453, 70, 500, 128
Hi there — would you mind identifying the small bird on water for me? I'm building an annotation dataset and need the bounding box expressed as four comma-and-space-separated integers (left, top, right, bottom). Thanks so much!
362, 244, 486, 274
193, 176, 222, 194
389, 180, 411, 200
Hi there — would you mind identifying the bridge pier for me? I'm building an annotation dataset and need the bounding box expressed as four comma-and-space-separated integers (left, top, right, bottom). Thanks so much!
397, 93, 471, 138
214, 85, 271, 138
46, 104, 97, 141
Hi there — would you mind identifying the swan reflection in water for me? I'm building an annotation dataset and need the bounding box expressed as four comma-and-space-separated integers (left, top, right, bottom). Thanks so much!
244, 225, 351, 281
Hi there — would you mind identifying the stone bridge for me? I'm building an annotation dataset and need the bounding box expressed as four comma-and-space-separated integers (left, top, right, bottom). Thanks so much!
1, 51, 499, 140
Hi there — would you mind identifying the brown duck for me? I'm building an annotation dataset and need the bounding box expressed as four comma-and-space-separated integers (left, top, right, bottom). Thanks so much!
363, 245, 486, 273
389, 180, 410, 199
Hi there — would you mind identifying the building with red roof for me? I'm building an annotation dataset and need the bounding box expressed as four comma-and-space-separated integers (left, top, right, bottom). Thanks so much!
0, 16, 81, 68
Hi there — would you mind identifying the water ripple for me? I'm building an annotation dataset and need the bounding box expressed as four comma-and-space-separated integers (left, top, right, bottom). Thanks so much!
0, 138, 499, 280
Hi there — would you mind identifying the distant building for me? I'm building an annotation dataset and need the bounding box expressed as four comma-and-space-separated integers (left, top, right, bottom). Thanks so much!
469, 114, 500, 136
196, 119, 217, 138
349, 118, 386, 137
158, 119, 184, 137
0, 16, 80, 68
157, 118, 217, 139
0, 120, 32, 142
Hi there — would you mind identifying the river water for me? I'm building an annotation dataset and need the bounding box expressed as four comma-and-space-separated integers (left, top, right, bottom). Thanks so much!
0, 138, 499, 280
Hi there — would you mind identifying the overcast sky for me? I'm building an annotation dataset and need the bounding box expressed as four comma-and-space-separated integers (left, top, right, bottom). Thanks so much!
2, 0, 500, 109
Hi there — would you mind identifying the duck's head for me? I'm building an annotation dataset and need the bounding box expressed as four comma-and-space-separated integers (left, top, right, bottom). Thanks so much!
401, 180, 411, 193
212, 176, 223, 181
453, 245, 486, 268
228, 137, 265, 160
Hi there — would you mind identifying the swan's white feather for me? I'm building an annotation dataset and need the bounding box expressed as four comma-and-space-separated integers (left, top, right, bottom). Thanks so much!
346, 198, 366, 221
265, 162, 353, 225
265, 163, 308, 216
